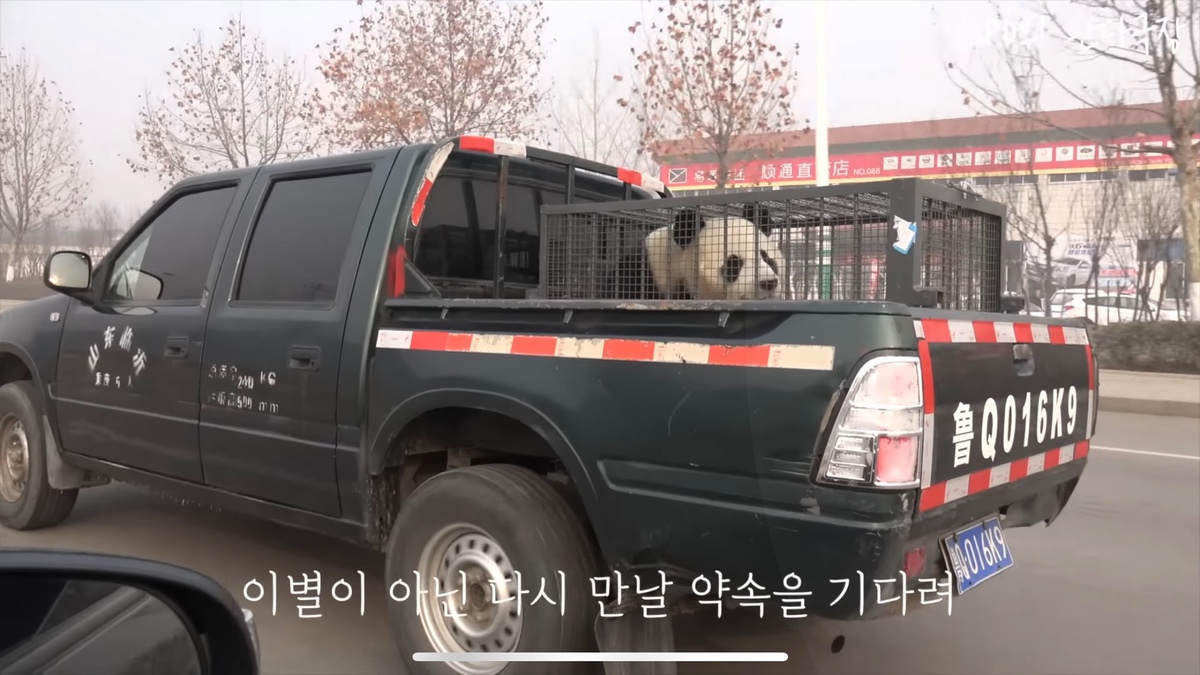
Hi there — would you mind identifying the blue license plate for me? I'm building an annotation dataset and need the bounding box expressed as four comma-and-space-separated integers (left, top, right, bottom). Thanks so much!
938, 516, 1015, 595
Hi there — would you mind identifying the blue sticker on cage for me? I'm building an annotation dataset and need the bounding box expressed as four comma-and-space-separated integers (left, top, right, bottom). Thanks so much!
893, 216, 918, 255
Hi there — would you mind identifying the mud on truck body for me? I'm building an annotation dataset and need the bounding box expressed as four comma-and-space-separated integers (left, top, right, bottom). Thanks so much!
0, 136, 1095, 675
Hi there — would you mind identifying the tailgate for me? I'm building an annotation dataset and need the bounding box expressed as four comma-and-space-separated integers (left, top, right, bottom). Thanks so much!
913, 315, 1096, 514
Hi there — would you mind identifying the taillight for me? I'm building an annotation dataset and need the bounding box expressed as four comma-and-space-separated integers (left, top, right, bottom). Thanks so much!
1063, 304, 1076, 312
817, 356, 923, 489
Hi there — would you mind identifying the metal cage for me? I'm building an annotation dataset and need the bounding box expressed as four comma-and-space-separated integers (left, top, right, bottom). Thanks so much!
538, 178, 1006, 312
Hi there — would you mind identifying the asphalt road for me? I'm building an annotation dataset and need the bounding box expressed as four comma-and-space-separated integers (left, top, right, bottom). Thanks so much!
2, 410, 1197, 675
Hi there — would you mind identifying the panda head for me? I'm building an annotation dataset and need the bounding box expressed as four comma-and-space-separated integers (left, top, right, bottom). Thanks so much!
669, 204, 785, 301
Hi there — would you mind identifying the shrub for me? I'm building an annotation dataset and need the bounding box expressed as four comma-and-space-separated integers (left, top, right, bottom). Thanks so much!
1092, 322, 1200, 374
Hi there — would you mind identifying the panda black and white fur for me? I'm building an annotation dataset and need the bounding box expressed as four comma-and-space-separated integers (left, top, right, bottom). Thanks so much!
605, 204, 786, 301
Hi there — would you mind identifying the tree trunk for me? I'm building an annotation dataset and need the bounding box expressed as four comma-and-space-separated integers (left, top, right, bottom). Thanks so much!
1179, 161, 1200, 322
716, 156, 729, 190
11, 237, 25, 281
1041, 243, 1054, 318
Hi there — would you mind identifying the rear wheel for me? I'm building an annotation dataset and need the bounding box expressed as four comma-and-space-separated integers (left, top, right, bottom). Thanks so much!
386, 464, 601, 675
0, 380, 78, 531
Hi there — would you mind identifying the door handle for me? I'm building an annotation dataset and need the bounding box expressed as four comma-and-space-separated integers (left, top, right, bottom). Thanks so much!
164, 336, 189, 359
288, 346, 321, 372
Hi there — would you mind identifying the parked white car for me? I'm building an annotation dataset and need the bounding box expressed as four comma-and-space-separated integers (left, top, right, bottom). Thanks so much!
1050, 256, 1092, 288
1050, 289, 1185, 325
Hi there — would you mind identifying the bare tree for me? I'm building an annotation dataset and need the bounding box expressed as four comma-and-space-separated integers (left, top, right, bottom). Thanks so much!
0, 48, 89, 278
548, 31, 650, 172
309, 0, 549, 153
967, 43, 1077, 315
129, 16, 316, 185
624, 0, 799, 188
949, 0, 1200, 320
1079, 148, 1128, 322
84, 200, 128, 251
996, 165, 1081, 317
1124, 177, 1184, 318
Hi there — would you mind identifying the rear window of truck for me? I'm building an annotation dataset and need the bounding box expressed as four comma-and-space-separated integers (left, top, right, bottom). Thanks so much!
410, 152, 654, 295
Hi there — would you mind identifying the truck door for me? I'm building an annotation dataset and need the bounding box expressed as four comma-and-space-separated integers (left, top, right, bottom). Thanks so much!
53, 181, 248, 482
197, 152, 393, 516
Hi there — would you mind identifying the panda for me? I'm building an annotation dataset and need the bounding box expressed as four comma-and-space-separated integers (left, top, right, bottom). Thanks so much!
605, 203, 786, 301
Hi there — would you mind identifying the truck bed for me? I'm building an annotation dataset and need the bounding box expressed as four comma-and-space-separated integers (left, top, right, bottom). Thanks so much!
372, 296, 1094, 619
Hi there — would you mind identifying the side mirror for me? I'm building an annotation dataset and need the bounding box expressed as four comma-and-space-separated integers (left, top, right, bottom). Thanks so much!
0, 549, 259, 675
109, 269, 165, 302
136, 271, 164, 301
1000, 294, 1026, 314
43, 251, 92, 294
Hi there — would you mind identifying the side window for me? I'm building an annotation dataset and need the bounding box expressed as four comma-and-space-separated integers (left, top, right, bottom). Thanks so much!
504, 184, 539, 286
413, 177, 480, 280
414, 177, 542, 286
410, 174, 629, 287
472, 179, 500, 282
105, 186, 237, 302
237, 170, 373, 304
539, 189, 566, 207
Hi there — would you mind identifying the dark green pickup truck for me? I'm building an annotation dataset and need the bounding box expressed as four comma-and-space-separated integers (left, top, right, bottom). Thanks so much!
0, 136, 1095, 675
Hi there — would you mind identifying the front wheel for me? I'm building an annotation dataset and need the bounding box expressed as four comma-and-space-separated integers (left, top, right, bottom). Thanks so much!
0, 380, 78, 531
386, 464, 601, 675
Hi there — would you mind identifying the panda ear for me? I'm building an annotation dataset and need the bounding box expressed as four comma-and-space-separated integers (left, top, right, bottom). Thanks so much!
742, 203, 774, 237
671, 208, 704, 247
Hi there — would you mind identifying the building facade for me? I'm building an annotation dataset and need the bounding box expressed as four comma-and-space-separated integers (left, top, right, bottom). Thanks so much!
652, 104, 1198, 307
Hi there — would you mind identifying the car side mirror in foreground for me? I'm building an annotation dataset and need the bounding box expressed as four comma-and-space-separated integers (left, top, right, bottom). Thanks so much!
0, 549, 259, 675
44, 250, 93, 294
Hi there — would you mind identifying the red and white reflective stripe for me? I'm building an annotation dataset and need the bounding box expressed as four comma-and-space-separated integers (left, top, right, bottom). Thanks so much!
376, 329, 836, 371
410, 142, 455, 227
916, 339, 937, 489
913, 318, 1089, 345
458, 135, 527, 158
918, 441, 1090, 512
617, 167, 666, 194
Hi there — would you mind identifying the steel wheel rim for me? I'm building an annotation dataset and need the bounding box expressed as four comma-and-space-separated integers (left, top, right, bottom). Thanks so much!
416, 522, 522, 675
0, 414, 29, 503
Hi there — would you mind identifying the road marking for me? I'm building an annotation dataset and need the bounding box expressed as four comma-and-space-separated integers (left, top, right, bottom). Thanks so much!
1092, 445, 1200, 461
414, 653, 788, 663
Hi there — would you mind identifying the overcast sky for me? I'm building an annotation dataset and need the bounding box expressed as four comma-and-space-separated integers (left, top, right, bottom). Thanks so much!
0, 0, 1152, 215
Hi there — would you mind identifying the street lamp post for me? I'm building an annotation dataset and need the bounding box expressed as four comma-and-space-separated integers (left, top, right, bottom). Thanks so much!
814, 0, 829, 187
814, 0, 833, 298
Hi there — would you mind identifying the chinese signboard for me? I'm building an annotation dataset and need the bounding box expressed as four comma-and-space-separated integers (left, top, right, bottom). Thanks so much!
660, 133, 1198, 190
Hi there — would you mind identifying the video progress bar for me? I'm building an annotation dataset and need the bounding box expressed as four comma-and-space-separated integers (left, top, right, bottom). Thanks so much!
414, 652, 788, 663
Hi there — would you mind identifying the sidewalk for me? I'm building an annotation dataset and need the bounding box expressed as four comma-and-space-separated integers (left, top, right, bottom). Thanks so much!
1098, 369, 1200, 419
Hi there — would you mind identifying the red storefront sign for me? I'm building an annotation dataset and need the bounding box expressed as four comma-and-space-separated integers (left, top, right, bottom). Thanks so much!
660, 133, 1198, 189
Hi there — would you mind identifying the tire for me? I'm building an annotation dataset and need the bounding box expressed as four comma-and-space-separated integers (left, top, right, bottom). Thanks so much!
386, 464, 601, 675
0, 380, 78, 530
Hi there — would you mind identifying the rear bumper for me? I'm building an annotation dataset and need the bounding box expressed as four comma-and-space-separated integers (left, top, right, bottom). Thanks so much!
610, 459, 1086, 622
